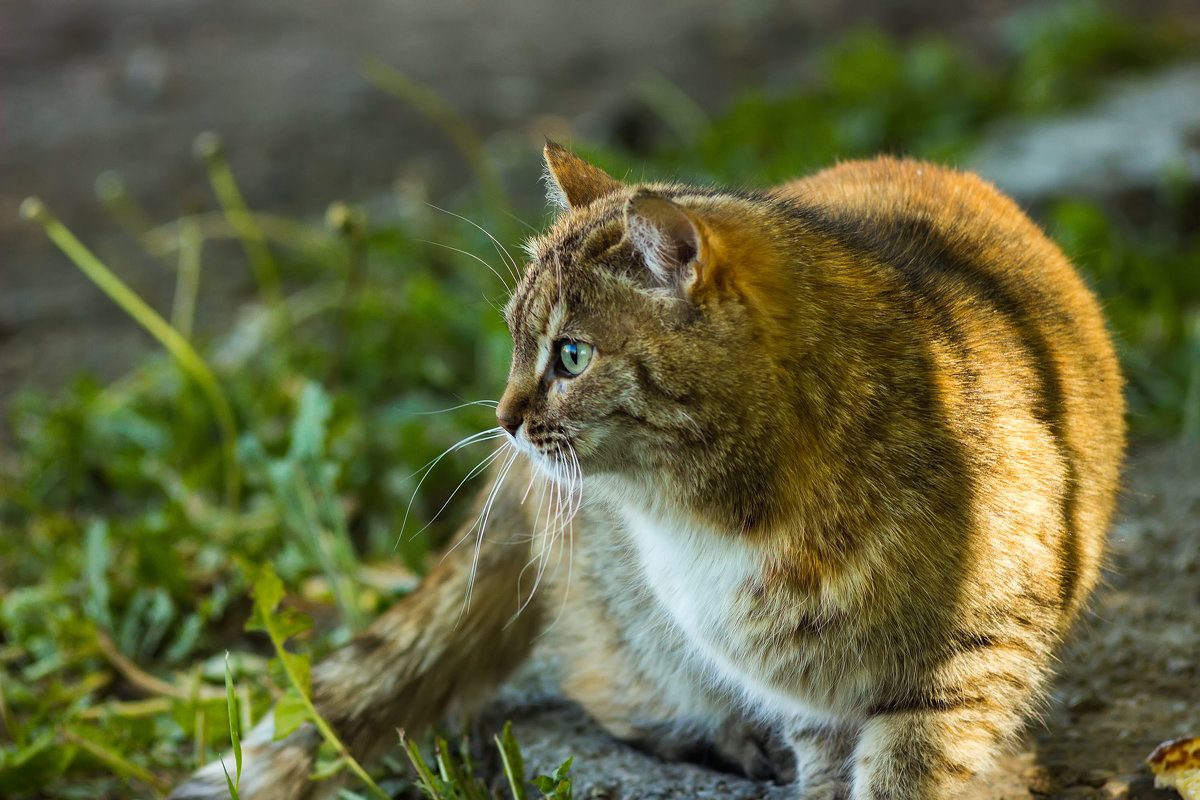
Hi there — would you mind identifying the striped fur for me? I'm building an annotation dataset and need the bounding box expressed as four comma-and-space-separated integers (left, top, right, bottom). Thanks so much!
172, 147, 1124, 799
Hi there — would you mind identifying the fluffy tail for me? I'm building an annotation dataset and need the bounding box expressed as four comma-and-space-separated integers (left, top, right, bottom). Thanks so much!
172, 463, 546, 799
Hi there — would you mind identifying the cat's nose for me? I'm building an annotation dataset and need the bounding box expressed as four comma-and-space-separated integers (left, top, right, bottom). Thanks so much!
497, 410, 523, 437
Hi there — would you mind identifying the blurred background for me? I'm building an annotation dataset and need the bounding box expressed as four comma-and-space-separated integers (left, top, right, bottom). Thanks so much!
1, 1, 1198, 798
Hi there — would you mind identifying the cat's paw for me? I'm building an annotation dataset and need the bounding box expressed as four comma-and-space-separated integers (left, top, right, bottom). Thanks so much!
710, 715, 797, 784
626, 714, 796, 784
788, 723, 851, 800
794, 771, 849, 800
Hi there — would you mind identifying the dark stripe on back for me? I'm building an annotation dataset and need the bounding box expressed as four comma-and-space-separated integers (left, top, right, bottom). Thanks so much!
793, 205, 1083, 615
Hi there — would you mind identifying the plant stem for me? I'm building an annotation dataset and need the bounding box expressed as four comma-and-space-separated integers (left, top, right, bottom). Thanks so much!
59, 727, 171, 794
172, 217, 203, 340
268, 634, 390, 800
94, 170, 155, 239
19, 197, 241, 510
360, 58, 510, 216
193, 132, 288, 318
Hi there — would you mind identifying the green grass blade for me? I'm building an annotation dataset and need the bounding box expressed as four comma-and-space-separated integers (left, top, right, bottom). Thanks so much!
193, 132, 286, 315
494, 722, 528, 800
172, 217, 204, 340
19, 197, 241, 510
58, 727, 170, 795
222, 761, 241, 800
225, 652, 242, 789
401, 734, 445, 799
94, 170, 155, 240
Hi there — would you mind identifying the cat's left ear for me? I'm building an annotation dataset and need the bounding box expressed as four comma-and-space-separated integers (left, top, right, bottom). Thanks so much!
624, 190, 709, 297
543, 141, 623, 210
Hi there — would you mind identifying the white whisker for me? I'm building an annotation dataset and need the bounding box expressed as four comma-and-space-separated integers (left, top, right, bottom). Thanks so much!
419, 239, 513, 293
462, 446, 520, 611
424, 202, 523, 285
520, 471, 537, 504
399, 400, 499, 416
398, 428, 507, 547
409, 444, 507, 541
545, 442, 583, 634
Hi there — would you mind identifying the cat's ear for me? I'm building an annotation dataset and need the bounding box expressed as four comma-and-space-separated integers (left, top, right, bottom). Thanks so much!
624, 190, 707, 295
543, 141, 623, 210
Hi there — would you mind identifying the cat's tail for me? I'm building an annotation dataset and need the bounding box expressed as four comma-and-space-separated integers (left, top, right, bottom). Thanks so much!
171, 459, 547, 800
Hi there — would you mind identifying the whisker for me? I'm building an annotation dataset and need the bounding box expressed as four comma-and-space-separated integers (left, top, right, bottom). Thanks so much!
446, 443, 517, 557
398, 400, 499, 416
529, 472, 556, 590
496, 205, 538, 234
529, 473, 552, 561
419, 239, 513, 293
424, 202, 522, 284
510, 439, 586, 630
539, 448, 578, 637
463, 447, 520, 610
408, 444, 507, 542
400, 428, 505, 484
398, 428, 506, 545
520, 469, 538, 504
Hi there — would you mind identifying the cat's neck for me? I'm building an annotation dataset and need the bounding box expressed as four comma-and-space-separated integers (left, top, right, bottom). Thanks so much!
586, 466, 783, 539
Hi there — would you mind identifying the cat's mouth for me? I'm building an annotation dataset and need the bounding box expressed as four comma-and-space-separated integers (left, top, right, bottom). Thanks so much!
513, 428, 583, 487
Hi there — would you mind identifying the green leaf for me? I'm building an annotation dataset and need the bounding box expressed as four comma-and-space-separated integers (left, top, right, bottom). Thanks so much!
495, 721, 527, 800
532, 757, 573, 799
280, 649, 312, 697
223, 761, 241, 800
274, 607, 316, 643
289, 381, 332, 461
83, 520, 113, 630
273, 688, 312, 740
250, 565, 285, 620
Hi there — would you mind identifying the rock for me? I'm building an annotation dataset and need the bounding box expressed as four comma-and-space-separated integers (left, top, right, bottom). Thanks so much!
1125, 773, 1183, 799
969, 62, 1200, 204
1103, 776, 1134, 799
1024, 765, 1065, 797
1082, 769, 1116, 788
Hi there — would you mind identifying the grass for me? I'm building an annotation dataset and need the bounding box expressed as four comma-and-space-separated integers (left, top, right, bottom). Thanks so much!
1, 2, 1197, 797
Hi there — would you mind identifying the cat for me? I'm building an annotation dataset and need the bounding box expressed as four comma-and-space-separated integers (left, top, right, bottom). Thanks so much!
172, 143, 1125, 799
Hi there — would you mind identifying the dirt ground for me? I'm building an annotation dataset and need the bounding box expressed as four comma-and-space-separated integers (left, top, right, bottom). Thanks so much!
486, 441, 1199, 800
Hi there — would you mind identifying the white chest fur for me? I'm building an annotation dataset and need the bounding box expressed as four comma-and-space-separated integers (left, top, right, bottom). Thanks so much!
617, 504, 762, 684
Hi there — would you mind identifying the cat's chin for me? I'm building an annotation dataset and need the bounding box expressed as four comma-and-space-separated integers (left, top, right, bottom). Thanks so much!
515, 439, 584, 486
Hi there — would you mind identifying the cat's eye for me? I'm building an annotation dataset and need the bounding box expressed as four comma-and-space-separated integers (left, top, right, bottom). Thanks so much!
556, 341, 593, 377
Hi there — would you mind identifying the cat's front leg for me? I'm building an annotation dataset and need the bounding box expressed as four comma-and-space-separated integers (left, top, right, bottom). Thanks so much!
849, 697, 1023, 799
787, 722, 852, 800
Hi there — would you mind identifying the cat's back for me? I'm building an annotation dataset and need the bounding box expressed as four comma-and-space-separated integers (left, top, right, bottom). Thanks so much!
775, 157, 1125, 618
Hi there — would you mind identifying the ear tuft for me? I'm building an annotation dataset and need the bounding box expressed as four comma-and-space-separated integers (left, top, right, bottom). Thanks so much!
624, 191, 703, 290
543, 141, 623, 210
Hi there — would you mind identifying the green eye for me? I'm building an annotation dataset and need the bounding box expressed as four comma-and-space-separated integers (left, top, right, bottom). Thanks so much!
557, 341, 593, 376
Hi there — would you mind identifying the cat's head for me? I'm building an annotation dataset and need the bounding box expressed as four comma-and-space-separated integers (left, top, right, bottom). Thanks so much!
498, 144, 807, 515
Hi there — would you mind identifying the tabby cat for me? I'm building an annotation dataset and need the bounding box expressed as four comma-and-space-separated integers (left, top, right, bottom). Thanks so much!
173, 143, 1125, 799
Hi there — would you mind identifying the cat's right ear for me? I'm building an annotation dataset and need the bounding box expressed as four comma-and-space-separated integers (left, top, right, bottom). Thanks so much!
624, 190, 707, 297
543, 141, 623, 210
